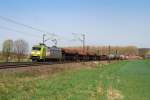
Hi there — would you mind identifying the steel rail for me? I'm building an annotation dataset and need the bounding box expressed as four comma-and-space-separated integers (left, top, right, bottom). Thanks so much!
0, 62, 55, 69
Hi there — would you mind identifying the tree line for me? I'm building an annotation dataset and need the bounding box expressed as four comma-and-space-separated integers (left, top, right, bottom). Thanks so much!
87, 46, 138, 55
65, 46, 139, 56
1, 39, 29, 62
0, 39, 139, 62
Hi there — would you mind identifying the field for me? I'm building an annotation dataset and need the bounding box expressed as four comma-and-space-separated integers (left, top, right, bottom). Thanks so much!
0, 60, 150, 100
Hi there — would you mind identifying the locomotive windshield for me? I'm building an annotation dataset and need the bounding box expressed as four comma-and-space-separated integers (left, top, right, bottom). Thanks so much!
32, 47, 41, 51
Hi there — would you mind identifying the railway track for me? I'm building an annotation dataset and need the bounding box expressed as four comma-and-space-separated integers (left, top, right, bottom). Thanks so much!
0, 62, 56, 69
0, 60, 111, 70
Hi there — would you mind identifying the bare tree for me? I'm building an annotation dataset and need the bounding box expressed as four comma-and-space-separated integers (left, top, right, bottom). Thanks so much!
14, 39, 29, 62
0, 51, 2, 61
2, 39, 13, 62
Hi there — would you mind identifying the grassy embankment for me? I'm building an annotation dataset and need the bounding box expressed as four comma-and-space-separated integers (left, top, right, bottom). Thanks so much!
0, 60, 150, 100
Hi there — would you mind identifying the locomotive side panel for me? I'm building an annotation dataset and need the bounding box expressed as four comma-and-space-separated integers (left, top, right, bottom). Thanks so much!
45, 46, 62, 60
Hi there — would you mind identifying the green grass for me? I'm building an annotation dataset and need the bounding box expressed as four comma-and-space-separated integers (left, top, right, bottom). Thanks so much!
0, 60, 150, 100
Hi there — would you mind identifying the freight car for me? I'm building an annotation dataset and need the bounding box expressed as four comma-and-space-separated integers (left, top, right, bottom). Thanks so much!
30, 44, 109, 62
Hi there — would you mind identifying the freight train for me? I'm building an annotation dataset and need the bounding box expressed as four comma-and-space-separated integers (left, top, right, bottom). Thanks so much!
31, 44, 120, 62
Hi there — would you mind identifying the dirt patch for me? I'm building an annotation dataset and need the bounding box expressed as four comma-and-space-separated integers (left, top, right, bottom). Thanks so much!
0, 61, 109, 76
83, 61, 109, 67
107, 86, 124, 100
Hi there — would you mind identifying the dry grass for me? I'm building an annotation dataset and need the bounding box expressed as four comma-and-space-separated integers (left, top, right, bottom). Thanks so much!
0, 61, 109, 76
107, 86, 124, 100
0, 60, 150, 100
97, 83, 104, 96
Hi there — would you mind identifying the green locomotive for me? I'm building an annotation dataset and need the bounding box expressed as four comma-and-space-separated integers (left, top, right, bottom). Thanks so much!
31, 44, 62, 61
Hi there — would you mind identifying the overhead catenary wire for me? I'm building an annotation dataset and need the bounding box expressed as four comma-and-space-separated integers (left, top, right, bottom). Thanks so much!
0, 16, 57, 37
72, 33, 83, 42
0, 16, 87, 47
0, 25, 41, 38
0, 16, 60, 45
72, 33, 86, 52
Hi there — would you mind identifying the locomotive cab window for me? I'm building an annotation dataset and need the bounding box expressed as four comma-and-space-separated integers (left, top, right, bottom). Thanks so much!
32, 47, 41, 51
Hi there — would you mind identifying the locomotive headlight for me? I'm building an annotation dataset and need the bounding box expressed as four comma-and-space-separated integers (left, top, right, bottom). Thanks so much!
31, 51, 35, 54
36, 52, 41, 55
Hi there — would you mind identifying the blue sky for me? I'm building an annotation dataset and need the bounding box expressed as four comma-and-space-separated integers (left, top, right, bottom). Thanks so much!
0, 0, 150, 49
